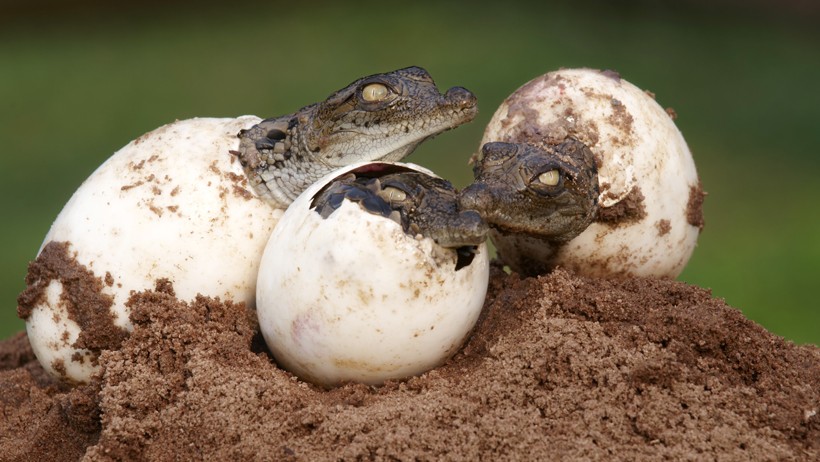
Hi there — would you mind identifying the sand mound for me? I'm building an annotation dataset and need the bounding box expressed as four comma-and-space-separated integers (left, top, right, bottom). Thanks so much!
1, 269, 818, 461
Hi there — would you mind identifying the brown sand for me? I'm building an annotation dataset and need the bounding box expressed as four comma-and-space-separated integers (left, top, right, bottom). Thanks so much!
1, 269, 818, 461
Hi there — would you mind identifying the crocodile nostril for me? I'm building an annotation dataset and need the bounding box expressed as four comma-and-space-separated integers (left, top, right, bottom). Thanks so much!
444, 86, 477, 109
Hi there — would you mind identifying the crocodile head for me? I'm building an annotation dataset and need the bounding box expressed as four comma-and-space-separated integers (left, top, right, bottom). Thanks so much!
459, 140, 599, 275
238, 66, 477, 208
311, 165, 488, 270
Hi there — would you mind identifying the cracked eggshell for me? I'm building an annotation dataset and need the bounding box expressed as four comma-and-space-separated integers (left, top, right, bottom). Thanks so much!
25, 117, 282, 382
256, 162, 490, 388
483, 68, 703, 278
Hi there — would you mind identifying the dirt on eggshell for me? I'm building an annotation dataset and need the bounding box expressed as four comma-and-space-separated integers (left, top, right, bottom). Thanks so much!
687, 182, 707, 230
17, 241, 128, 378
596, 186, 648, 225
1, 265, 818, 461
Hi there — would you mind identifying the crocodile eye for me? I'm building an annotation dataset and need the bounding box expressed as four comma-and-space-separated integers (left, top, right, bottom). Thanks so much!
361, 83, 390, 102
382, 186, 407, 202
536, 170, 560, 186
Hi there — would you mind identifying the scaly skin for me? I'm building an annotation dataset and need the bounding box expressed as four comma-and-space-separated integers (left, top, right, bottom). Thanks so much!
237, 67, 478, 208
312, 166, 488, 270
459, 141, 599, 276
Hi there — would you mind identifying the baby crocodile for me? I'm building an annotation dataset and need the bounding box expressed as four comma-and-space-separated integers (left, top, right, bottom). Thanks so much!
459, 141, 599, 276
312, 166, 488, 270
237, 66, 478, 208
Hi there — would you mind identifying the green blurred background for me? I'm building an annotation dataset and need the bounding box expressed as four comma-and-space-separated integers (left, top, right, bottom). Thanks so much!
1, 0, 817, 345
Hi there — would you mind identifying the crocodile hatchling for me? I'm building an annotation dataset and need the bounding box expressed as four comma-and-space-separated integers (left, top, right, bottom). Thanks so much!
312, 169, 488, 267
237, 66, 477, 209
256, 162, 491, 387
459, 140, 599, 276
479, 68, 703, 279
20, 66, 478, 383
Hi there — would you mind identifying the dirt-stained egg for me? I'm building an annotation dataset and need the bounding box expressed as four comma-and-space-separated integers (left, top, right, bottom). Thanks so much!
19, 117, 281, 383
480, 68, 704, 278
256, 162, 490, 388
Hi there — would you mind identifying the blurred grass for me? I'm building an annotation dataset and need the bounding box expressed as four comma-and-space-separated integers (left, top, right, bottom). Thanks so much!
1, 0, 818, 344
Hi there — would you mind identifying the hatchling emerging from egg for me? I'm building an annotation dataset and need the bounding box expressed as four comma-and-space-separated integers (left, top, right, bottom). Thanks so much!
313, 169, 489, 269
472, 68, 704, 279
460, 141, 599, 276
257, 162, 491, 387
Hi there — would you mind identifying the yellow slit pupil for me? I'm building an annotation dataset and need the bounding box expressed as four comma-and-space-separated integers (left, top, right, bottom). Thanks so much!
362, 83, 389, 102
538, 170, 560, 186
383, 186, 407, 202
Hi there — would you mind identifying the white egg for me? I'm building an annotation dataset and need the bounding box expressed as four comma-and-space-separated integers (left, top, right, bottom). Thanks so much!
256, 162, 490, 388
482, 68, 704, 278
22, 117, 282, 382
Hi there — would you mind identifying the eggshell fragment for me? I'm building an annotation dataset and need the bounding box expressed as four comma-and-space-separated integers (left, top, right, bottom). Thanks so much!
256, 162, 490, 388
483, 68, 704, 278
22, 117, 282, 382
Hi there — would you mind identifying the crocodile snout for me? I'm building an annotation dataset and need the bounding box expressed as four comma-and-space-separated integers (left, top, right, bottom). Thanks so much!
454, 210, 489, 246
458, 182, 493, 216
